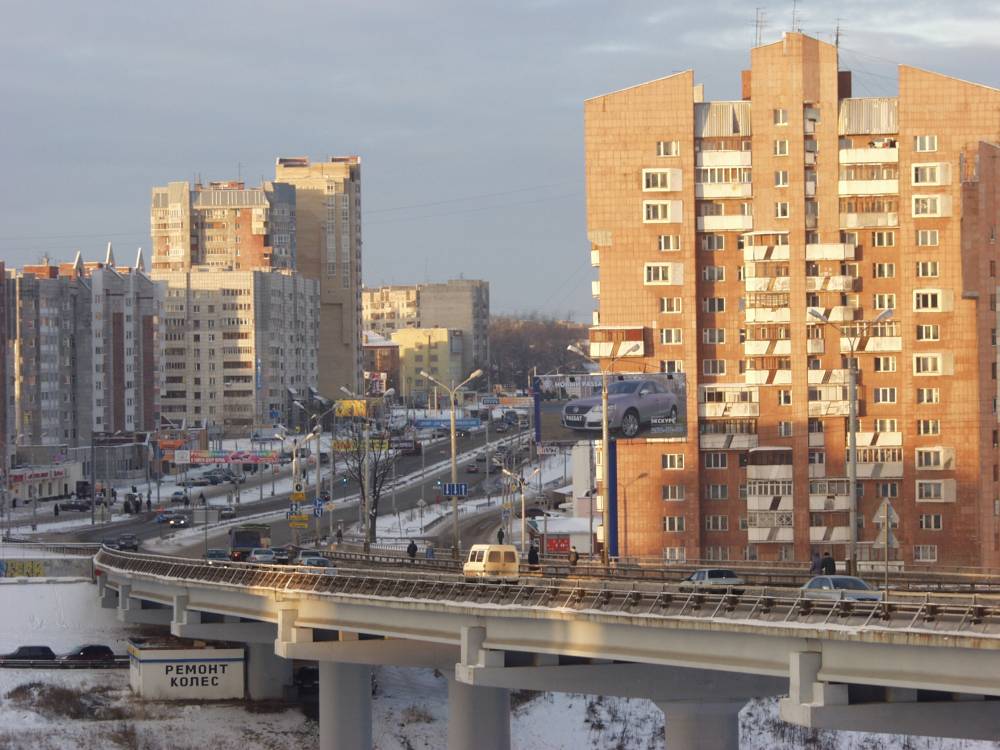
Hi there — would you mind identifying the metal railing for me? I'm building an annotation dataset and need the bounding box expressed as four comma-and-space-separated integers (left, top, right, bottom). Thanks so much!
95, 549, 1000, 640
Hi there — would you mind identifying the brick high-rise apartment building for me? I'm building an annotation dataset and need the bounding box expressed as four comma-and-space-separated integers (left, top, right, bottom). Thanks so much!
585, 32, 1000, 568
274, 157, 363, 397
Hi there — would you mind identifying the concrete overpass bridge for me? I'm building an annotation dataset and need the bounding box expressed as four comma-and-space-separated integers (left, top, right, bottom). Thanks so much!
94, 548, 1000, 750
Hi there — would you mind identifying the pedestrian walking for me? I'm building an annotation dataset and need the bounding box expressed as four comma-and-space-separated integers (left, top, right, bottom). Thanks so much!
183, 495, 190, 509
406, 539, 418, 561
821, 552, 836, 575
527, 544, 539, 571
145, 497, 152, 513
199, 492, 206, 506
425, 543, 435, 560
568, 546, 579, 567
497, 527, 505, 544
53, 504, 60, 517
335, 527, 344, 545
809, 552, 822, 575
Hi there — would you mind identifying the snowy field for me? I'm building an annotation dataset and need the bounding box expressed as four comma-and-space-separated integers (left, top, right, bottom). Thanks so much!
0, 581, 997, 749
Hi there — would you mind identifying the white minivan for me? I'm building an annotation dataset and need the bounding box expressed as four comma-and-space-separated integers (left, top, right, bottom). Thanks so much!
463, 544, 520, 583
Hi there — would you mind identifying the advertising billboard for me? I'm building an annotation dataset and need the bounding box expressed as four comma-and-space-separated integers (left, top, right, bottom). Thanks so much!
538, 372, 687, 444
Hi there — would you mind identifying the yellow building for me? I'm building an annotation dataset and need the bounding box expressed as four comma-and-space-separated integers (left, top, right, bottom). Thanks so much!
390, 328, 465, 407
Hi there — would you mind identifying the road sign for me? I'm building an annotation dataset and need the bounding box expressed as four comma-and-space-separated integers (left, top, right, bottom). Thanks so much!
290, 491, 306, 502
288, 503, 300, 514
288, 514, 311, 522
537, 444, 559, 456
313, 506, 323, 518
293, 482, 304, 494
501, 509, 510, 521
873, 499, 899, 526
289, 521, 309, 529
481, 396, 500, 406
174, 450, 191, 465
443, 482, 468, 497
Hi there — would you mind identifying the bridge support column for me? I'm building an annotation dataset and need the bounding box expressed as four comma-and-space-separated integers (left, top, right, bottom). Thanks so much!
447, 675, 510, 750
246, 643, 292, 701
655, 700, 745, 750
319, 661, 372, 750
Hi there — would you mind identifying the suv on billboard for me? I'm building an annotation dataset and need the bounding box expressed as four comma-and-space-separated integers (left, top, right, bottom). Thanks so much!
560, 378, 679, 438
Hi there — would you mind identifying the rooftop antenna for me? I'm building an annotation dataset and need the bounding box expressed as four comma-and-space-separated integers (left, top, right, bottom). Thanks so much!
791, 0, 799, 33
237, 161, 242, 181
754, 7, 765, 47
834, 17, 842, 49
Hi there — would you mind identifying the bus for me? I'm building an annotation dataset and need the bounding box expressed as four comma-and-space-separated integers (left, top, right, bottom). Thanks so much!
228, 523, 271, 561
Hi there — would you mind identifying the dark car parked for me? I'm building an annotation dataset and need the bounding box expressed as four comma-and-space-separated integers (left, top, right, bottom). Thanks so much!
2, 646, 56, 661
58, 645, 116, 665
59, 499, 92, 512
116, 534, 139, 552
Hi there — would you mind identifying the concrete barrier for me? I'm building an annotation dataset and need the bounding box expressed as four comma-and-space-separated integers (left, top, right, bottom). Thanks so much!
0, 557, 93, 578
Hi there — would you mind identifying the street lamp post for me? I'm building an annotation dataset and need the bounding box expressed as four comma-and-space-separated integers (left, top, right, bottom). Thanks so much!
419, 369, 483, 555
809, 307, 894, 576
566, 342, 640, 565
502, 467, 539, 555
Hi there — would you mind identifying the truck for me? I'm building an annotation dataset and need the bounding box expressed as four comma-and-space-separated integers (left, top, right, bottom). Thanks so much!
228, 523, 271, 562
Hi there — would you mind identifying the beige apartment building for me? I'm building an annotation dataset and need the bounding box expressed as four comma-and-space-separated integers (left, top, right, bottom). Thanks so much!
585, 32, 1000, 568
150, 180, 296, 272
391, 327, 464, 407
151, 268, 319, 434
275, 157, 363, 397
363, 279, 489, 376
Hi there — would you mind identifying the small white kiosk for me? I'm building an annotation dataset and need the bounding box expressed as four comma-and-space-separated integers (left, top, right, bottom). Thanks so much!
128, 639, 245, 700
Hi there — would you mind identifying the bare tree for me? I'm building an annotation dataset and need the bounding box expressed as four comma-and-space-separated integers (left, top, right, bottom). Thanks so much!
333, 410, 396, 544
488, 315, 589, 387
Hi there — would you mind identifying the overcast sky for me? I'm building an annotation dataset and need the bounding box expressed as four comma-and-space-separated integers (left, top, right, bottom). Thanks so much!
2, 1, 998, 321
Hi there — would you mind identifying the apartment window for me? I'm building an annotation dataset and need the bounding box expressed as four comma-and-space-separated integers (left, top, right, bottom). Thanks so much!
916, 448, 943, 468
701, 234, 725, 251
873, 263, 895, 278
657, 140, 680, 157
808, 418, 824, 434
705, 515, 730, 532
773, 108, 788, 125
703, 359, 727, 376
916, 261, 939, 278
702, 266, 725, 282
914, 354, 941, 375
774, 139, 789, 156
918, 419, 941, 436
703, 328, 726, 344
661, 360, 684, 373
775, 170, 789, 187
873, 387, 897, 404
874, 418, 898, 432
704, 484, 729, 500
914, 291, 941, 310
913, 196, 941, 216
659, 234, 681, 251
664, 516, 686, 532
917, 481, 944, 501
916, 324, 940, 341
703, 297, 726, 313
775, 202, 790, 218
871, 231, 895, 247
778, 421, 793, 437
914, 135, 938, 153
662, 453, 685, 470
877, 482, 899, 499
917, 387, 940, 404
704, 452, 728, 469
917, 229, 939, 246
660, 297, 682, 314
870, 356, 895, 374
808, 450, 825, 465
644, 170, 676, 190
644, 202, 679, 222
664, 547, 686, 562
644, 263, 673, 284
912, 164, 940, 185
873, 293, 896, 309
920, 513, 943, 530
777, 389, 792, 405
660, 328, 683, 344
914, 544, 938, 562
662, 485, 685, 501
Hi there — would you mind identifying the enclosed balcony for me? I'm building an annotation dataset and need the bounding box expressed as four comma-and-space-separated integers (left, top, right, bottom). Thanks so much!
841, 211, 898, 228
839, 146, 899, 164
697, 214, 753, 232
696, 150, 752, 168
805, 243, 856, 261
696, 182, 753, 199
746, 447, 793, 481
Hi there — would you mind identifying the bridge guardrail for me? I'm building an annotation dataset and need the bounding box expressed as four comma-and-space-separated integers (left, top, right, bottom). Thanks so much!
95, 549, 1000, 640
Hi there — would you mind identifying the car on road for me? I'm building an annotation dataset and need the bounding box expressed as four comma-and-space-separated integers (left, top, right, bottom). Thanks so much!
475, 454, 487, 462
463, 544, 520, 583
271, 546, 293, 564
561, 378, 680, 438
155, 511, 179, 524
248, 548, 276, 564
204, 548, 229, 564
680, 568, 746, 590
170, 490, 188, 503
493, 423, 509, 433
59, 499, 92, 512
465, 464, 480, 474
1, 646, 56, 662
57, 644, 116, 665
116, 534, 140, 552
219, 506, 237, 520
801, 575, 881, 602
101, 538, 120, 550
168, 515, 189, 528
298, 556, 336, 575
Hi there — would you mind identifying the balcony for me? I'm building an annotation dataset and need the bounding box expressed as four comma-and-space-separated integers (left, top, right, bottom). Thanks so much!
696, 183, 753, 199
743, 242, 791, 262
697, 402, 759, 418
856, 460, 904, 479
806, 338, 825, 355
840, 147, 898, 164
591, 280, 600, 298
696, 150, 752, 168
807, 368, 850, 385
747, 526, 794, 544
744, 276, 790, 293
809, 526, 851, 543
838, 179, 899, 196
841, 212, 898, 228
840, 336, 902, 353
746, 495, 793, 512
743, 339, 791, 356
699, 433, 759, 450
806, 305, 856, 323
805, 181, 816, 197
809, 492, 850, 512
697, 215, 753, 232
744, 369, 792, 386
808, 432, 825, 448
805, 243, 855, 261
806, 275, 857, 292
747, 466, 794, 483
853, 431, 903, 447
591, 310, 600, 326
808, 400, 850, 417
745, 306, 791, 324
590, 249, 599, 267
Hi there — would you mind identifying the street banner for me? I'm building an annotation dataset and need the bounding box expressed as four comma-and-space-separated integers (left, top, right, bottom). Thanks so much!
163, 450, 279, 465
414, 418, 480, 430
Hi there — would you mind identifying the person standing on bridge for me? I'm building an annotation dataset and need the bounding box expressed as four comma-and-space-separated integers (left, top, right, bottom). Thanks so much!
335, 527, 343, 545
528, 543, 539, 571
497, 527, 505, 545
199, 492, 206, 506
407, 539, 417, 561
821, 551, 836, 575
568, 546, 579, 567
809, 551, 822, 575
146, 496, 152, 513
425, 543, 435, 559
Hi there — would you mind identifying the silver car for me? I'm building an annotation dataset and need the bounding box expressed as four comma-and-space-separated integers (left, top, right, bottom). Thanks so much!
561, 379, 679, 438
800, 575, 881, 602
